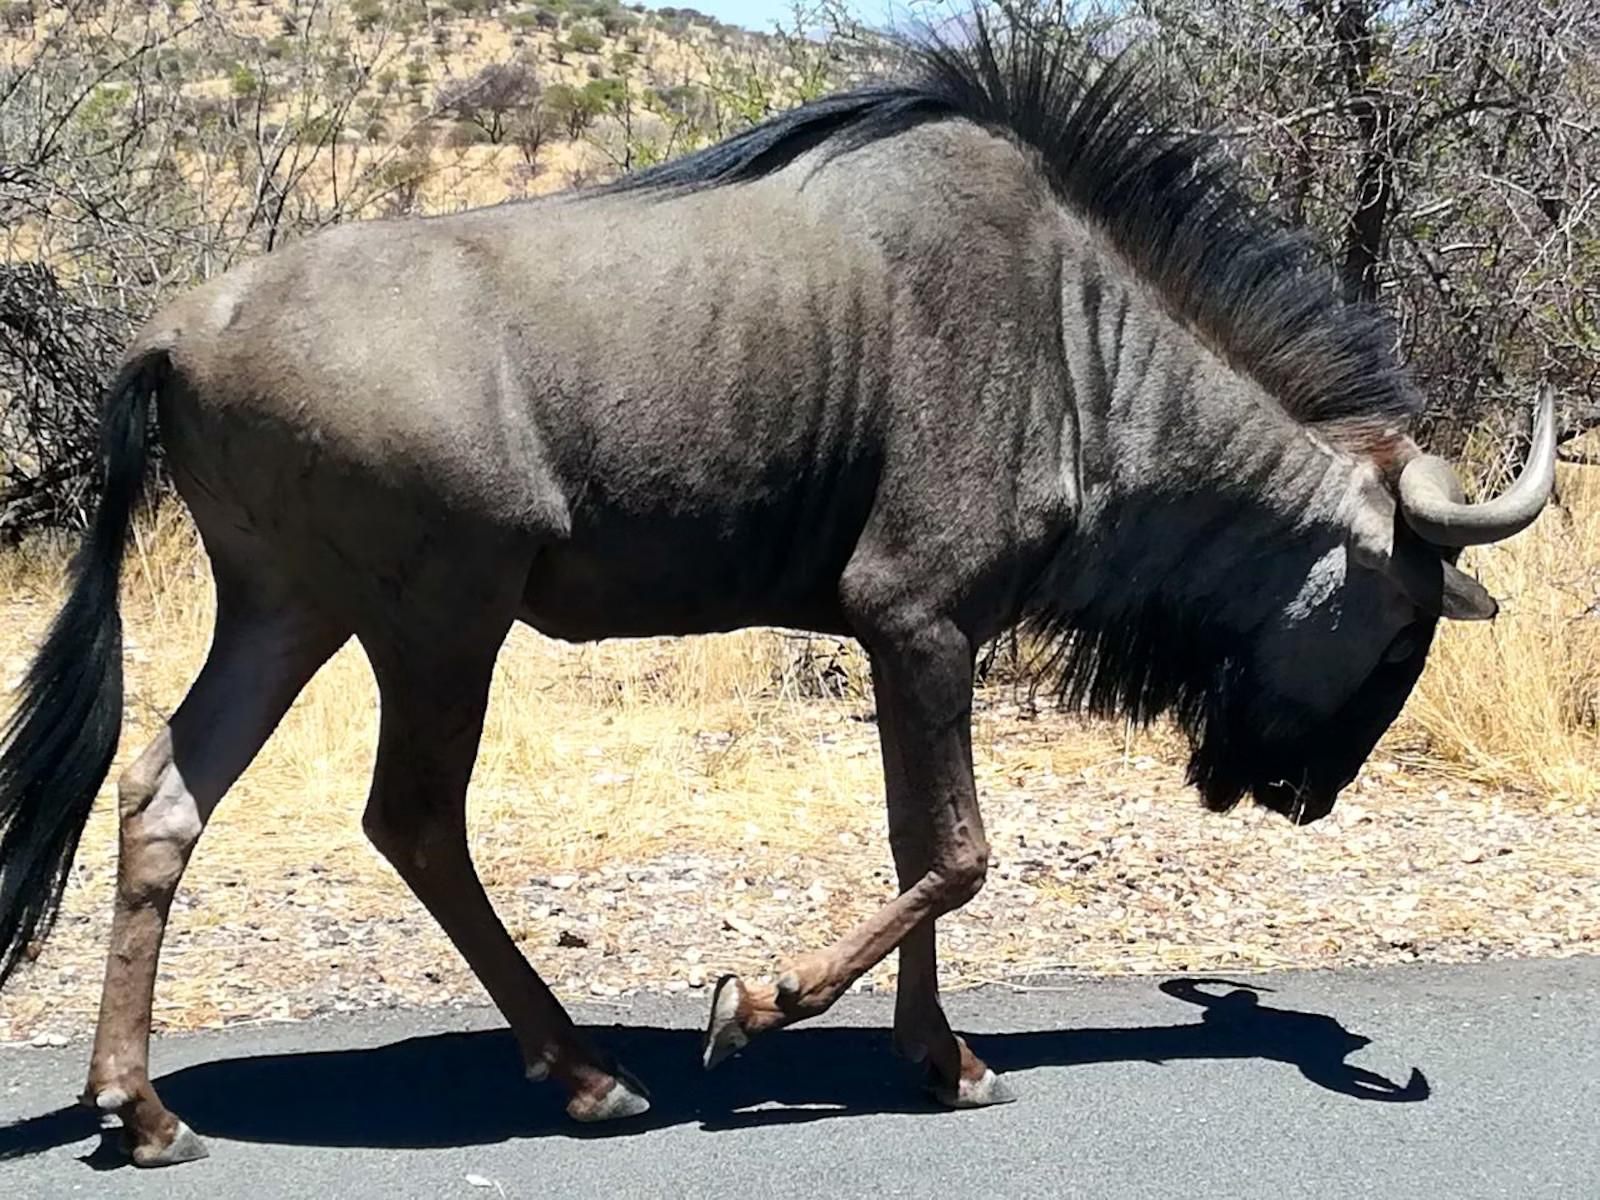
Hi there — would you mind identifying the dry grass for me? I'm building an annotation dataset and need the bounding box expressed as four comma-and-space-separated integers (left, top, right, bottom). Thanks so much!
0, 502, 895, 882
1404, 457, 1600, 802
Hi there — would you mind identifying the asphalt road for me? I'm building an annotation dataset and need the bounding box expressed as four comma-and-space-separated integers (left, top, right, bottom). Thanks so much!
1, 956, 1596, 1199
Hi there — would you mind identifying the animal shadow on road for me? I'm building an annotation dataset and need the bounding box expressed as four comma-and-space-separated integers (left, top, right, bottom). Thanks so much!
0, 977, 1428, 1164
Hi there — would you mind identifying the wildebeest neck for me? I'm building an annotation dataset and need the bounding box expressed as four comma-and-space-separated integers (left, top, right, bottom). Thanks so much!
1024, 247, 1357, 739
1051, 248, 1353, 624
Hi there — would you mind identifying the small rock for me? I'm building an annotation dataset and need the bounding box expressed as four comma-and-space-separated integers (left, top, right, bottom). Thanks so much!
722, 913, 775, 943
549, 875, 580, 891
557, 930, 589, 949
30, 1032, 69, 1048
686, 965, 706, 988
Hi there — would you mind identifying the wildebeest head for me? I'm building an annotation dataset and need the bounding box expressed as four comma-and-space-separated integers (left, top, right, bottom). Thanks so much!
1190, 388, 1557, 824
1039, 388, 1556, 826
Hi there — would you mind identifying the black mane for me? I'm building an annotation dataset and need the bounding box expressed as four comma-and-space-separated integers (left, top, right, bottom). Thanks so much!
607, 15, 1420, 441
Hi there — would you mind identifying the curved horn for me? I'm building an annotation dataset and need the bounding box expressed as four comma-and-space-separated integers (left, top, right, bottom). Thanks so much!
1397, 385, 1557, 548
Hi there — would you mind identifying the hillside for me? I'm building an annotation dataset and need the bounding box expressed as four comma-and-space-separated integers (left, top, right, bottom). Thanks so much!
2, 0, 841, 229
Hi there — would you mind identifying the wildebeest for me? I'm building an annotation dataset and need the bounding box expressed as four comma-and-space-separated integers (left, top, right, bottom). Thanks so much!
0, 17, 1556, 1167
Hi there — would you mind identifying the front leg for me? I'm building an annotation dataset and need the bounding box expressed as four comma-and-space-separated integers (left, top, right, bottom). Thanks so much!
878, 658, 1014, 1107
704, 617, 1010, 1104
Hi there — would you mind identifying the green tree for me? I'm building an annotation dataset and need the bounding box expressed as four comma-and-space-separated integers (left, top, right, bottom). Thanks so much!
436, 61, 541, 144
567, 25, 604, 54
543, 81, 604, 138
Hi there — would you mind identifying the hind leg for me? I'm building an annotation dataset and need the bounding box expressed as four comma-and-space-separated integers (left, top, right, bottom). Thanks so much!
359, 625, 649, 1123
82, 570, 344, 1166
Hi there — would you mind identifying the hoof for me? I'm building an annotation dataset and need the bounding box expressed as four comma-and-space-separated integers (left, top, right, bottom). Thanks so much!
702, 974, 750, 1070
929, 1067, 1018, 1109
566, 1066, 651, 1123
130, 1120, 210, 1168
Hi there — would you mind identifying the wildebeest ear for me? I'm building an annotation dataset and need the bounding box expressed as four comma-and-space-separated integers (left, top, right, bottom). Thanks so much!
1438, 561, 1499, 621
1388, 535, 1499, 621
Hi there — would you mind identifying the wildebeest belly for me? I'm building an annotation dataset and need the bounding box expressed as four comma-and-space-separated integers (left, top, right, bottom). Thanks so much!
518, 459, 875, 640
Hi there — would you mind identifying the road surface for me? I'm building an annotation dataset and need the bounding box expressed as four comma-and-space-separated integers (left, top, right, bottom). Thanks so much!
2, 956, 1596, 1198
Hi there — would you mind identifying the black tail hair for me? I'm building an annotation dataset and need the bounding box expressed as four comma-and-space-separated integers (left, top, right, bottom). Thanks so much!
0, 348, 161, 986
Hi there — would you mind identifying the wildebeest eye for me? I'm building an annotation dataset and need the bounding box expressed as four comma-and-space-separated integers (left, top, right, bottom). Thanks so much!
1383, 630, 1419, 663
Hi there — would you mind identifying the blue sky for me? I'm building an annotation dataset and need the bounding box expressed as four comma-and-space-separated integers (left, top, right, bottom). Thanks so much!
676, 0, 812, 28
675, 0, 911, 34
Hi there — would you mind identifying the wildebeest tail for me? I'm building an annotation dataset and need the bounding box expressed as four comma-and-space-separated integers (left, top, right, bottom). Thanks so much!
0, 347, 162, 987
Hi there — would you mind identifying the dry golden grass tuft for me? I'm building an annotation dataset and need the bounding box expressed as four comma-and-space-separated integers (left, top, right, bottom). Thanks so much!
25, 502, 889, 882
1404, 456, 1600, 802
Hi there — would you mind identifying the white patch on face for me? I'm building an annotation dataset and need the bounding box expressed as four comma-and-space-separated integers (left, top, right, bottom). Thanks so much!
1286, 544, 1347, 622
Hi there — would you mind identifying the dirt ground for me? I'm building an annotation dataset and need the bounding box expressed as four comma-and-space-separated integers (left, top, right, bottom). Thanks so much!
3, 692, 1595, 1045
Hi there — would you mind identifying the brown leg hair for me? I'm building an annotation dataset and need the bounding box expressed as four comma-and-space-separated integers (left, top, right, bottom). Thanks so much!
703, 616, 1011, 1105
879, 661, 1013, 1106
359, 632, 649, 1123
82, 587, 345, 1166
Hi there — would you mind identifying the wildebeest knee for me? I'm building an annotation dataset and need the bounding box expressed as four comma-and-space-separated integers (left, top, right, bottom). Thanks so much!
935, 841, 990, 908
116, 745, 168, 820
360, 806, 410, 862
116, 760, 203, 902
362, 805, 453, 873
